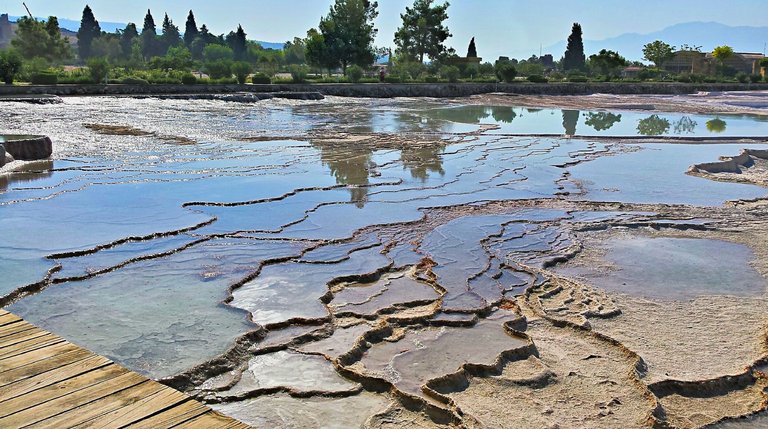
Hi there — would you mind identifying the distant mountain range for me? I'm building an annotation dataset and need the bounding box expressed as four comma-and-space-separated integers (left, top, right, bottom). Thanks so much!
9, 15, 285, 50
530, 22, 768, 62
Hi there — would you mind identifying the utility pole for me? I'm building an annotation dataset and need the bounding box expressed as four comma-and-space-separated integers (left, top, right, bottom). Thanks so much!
22, 2, 32, 18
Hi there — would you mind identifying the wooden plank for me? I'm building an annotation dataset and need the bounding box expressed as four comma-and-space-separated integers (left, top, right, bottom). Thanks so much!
0, 321, 36, 339
0, 342, 80, 373
73, 388, 191, 429
27, 380, 165, 429
0, 355, 112, 401
121, 399, 211, 429
0, 348, 93, 387
0, 335, 66, 360
0, 327, 48, 349
0, 309, 9, 316
0, 372, 147, 428
0, 363, 128, 418
174, 411, 252, 429
0, 313, 23, 327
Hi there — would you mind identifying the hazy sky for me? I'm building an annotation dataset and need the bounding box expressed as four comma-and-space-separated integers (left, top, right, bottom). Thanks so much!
7, 0, 768, 59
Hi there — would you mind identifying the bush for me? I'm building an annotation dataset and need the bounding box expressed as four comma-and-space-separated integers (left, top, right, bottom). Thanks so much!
210, 77, 237, 84
30, 72, 58, 85
384, 76, 402, 83
567, 71, 588, 82
703, 76, 718, 83
0, 49, 23, 84
204, 60, 232, 79
289, 64, 309, 83
548, 71, 565, 81
424, 75, 439, 83
122, 76, 150, 85
86, 57, 110, 83
346, 64, 364, 83
251, 73, 271, 84
440, 65, 460, 83
58, 75, 94, 84
527, 74, 548, 83
749, 74, 762, 83
180, 73, 197, 85
736, 72, 749, 83
231, 61, 251, 84
494, 62, 517, 83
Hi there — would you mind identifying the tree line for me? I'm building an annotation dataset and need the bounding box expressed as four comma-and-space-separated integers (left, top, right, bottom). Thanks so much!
1, 0, 765, 85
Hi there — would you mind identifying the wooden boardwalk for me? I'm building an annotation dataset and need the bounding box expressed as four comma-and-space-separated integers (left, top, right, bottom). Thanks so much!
0, 309, 251, 429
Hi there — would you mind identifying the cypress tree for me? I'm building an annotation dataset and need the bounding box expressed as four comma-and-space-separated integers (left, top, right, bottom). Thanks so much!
160, 13, 181, 54
141, 10, 157, 59
232, 25, 247, 61
120, 23, 138, 59
77, 5, 101, 60
184, 10, 199, 47
562, 23, 585, 71
467, 37, 477, 58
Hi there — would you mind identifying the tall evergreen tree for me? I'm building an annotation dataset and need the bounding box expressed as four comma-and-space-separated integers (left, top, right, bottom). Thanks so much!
227, 25, 247, 61
467, 37, 477, 58
140, 9, 157, 59
120, 23, 139, 59
317, 0, 379, 73
394, 0, 451, 63
562, 23, 585, 71
160, 13, 181, 54
77, 5, 101, 60
183, 10, 199, 47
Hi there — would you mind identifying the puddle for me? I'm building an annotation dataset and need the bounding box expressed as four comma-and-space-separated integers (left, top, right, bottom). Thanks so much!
555, 237, 766, 300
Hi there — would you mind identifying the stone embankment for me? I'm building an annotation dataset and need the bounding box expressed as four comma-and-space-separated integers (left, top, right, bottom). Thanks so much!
0, 82, 765, 99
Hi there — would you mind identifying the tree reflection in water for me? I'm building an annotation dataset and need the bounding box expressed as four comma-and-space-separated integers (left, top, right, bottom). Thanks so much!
673, 116, 697, 134
706, 118, 727, 133
562, 110, 580, 136
637, 114, 671, 136
584, 112, 622, 131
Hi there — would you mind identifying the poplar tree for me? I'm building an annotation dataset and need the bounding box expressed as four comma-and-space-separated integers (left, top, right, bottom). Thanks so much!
160, 13, 181, 54
140, 10, 157, 59
77, 5, 101, 60
562, 23, 585, 71
184, 11, 199, 47
467, 37, 477, 58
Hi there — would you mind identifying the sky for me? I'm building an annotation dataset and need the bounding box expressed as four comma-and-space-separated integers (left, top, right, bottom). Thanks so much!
5, 0, 768, 60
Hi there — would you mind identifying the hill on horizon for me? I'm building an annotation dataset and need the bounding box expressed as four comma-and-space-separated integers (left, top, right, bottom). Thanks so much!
527, 21, 767, 62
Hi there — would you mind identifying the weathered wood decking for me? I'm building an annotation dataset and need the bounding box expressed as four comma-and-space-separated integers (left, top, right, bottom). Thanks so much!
0, 309, 251, 428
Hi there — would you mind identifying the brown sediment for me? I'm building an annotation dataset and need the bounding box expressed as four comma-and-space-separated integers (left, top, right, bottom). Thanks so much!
84, 123, 198, 145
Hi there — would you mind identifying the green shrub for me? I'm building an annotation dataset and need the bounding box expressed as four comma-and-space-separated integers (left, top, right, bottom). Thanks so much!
749, 74, 762, 83
179, 73, 196, 85
347, 65, 364, 83
384, 76, 402, 83
30, 72, 58, 85
122, 76, 150, 85
58, 75, 94, 84
494, 62, 517, 83
210, 77, 237, 84
86, 57, 110, 84
527, 74, 548, 83
231, 61, 251, 84
470, 76, 499, 83
548, 71, 565, 81
251, 73, 271, 84
424, 75, 439, 83
567, 72, 588, 82
0, 49, 23, 84
675, 74, 692, 83
440, 65, 460, 83
359, 77, 378, 83
289, 64, 309, 83
703, 76, 718, 83
204, 60, 232, 80
736, 72, 749, 83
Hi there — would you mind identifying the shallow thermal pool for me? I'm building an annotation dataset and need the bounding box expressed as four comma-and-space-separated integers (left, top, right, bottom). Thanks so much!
1, 96, 767, 427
